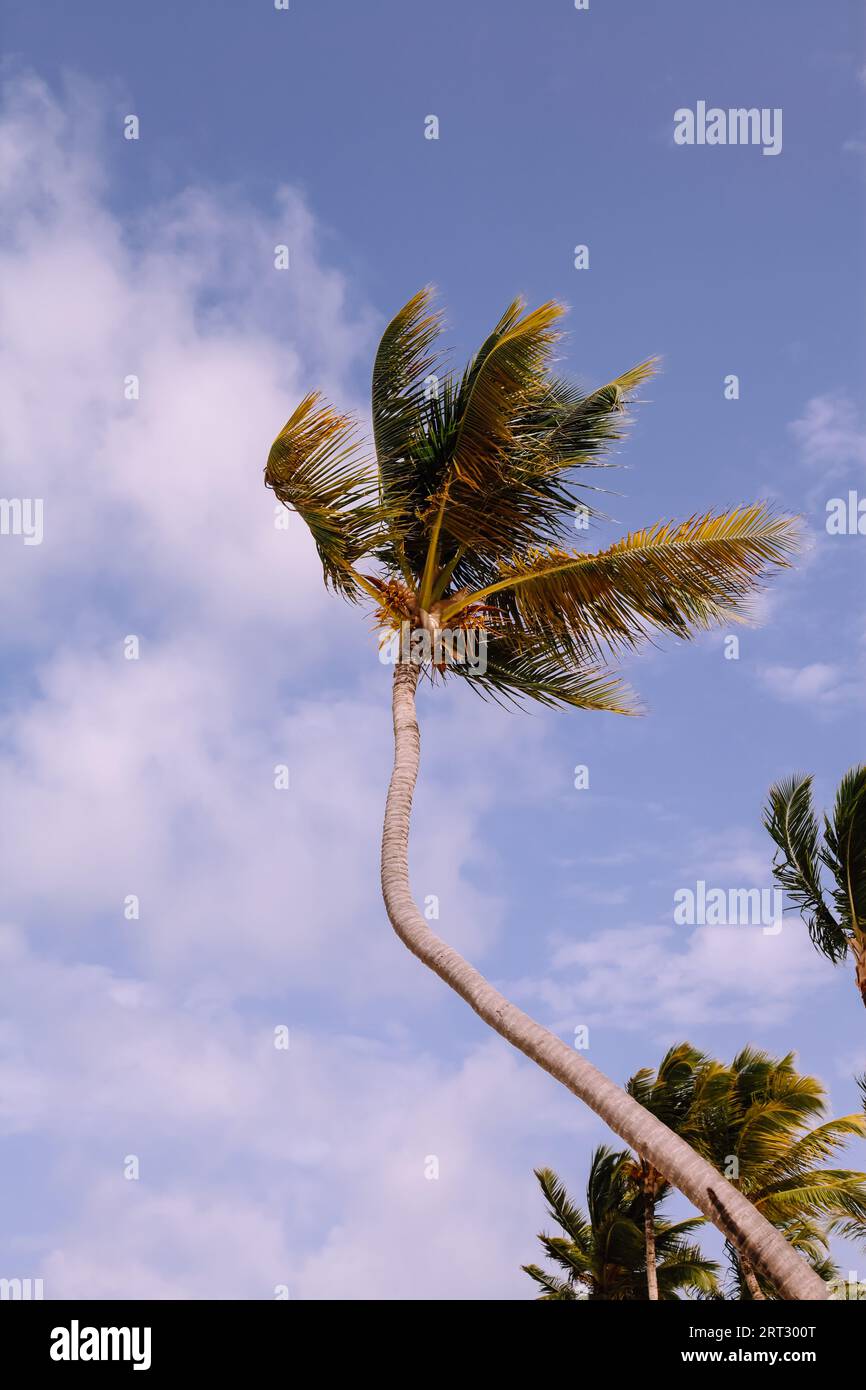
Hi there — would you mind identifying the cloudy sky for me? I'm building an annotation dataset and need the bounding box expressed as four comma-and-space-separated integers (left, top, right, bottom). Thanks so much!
0, 0, 864, 1298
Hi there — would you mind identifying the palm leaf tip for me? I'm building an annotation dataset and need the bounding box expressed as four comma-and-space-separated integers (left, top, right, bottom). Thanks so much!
264, 391, 380, 597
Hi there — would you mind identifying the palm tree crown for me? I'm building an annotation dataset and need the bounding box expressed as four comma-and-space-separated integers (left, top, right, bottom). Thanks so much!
695, 1047, 866, 1297
266, 287, 798, 709
523, 1149, 719, 1300
764, 766, 866, 1004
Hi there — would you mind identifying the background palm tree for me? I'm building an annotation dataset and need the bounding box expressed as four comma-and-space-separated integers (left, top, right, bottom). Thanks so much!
265, 285, 826, 1298
695, 1047, 866, 1299
626, 1042, 712, 1299
764, 766, 866, 1006
523, 1150, 720, 1300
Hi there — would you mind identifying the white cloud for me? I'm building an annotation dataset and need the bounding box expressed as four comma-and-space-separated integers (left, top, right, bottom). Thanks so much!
758, 661, 861, 709
510, 920, 828, 1034
0, 927, 590, 1298
789, 395, 866, 477
0, 74, 596, 1300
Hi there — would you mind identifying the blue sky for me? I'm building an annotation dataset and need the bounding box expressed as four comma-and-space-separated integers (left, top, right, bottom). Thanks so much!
0, 0, 865, 1297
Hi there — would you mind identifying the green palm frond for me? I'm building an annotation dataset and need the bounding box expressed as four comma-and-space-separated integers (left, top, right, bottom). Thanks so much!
759, 1116, 866, 1185
533, 1166, 590, 1246
756, 1172, 866, 1225
521, 1263, 577, 1299
371, 286, 444, 534
525, 1146, 717, 1301
654, 1216, 709, 1249
586, 1147, 636, 1228
655, 1244, 720, 1298
822, 765, 866, 943
537, 1233, 592, 1279
627, 1043, 711, 1139
541, 359, 658, 467
764, 775, 846, 962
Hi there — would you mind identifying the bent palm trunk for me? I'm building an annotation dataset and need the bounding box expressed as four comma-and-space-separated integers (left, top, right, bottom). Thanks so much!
380, 662, 827, 1302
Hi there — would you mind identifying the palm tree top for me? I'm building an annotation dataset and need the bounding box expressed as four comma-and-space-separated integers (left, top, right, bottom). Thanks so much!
524, 1149, 720, 1300
266, 287, 799, 712
764, 766, 866, 980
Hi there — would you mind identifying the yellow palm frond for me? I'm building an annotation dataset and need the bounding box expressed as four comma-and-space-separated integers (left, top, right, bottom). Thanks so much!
264, 392, 380, 598
441, 504, 800, 659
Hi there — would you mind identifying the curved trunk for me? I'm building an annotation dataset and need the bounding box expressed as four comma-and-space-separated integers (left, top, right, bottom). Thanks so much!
380, 662, 827, 1302
643, 1193, 659, 1301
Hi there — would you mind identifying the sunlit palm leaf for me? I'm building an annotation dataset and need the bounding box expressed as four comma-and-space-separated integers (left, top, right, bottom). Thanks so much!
443, 504, 799, 660
264, 392, 380, 597
450, 298, 564, 487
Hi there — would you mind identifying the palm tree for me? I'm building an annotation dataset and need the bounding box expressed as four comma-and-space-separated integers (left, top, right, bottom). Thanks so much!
626, 1043, 712, 1299
764, 766, 866, 1006
695, 1047, 866, 1299
523, 1149, 720, 1300
265, 286, 825, 1298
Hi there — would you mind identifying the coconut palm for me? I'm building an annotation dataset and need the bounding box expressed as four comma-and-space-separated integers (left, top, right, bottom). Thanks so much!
523, 1149, 720, 1300
695, 1047, 866, 1299
626, 1042, 713, 1299
265, 286, 825, 1298
764, 766, 866, 1006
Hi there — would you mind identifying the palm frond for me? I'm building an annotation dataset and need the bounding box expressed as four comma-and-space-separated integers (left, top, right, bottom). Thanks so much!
655, 1243, 720, 1297
757, 1174, 866, 1225
543, 358, 658, 467
522, 1263, 577, 1299
537, 1233, 592, 1279
764, 775, 846, 962
264, 392, 381, 597
371, 286, 444, 533
758, 1115, 866, 1185
450, 298, 565, 488
416, 300, 565, 605
450, 629, 638, 713
441, 504, 800, 660
533, 1167, 590, 1245
822, 765, 866, 944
